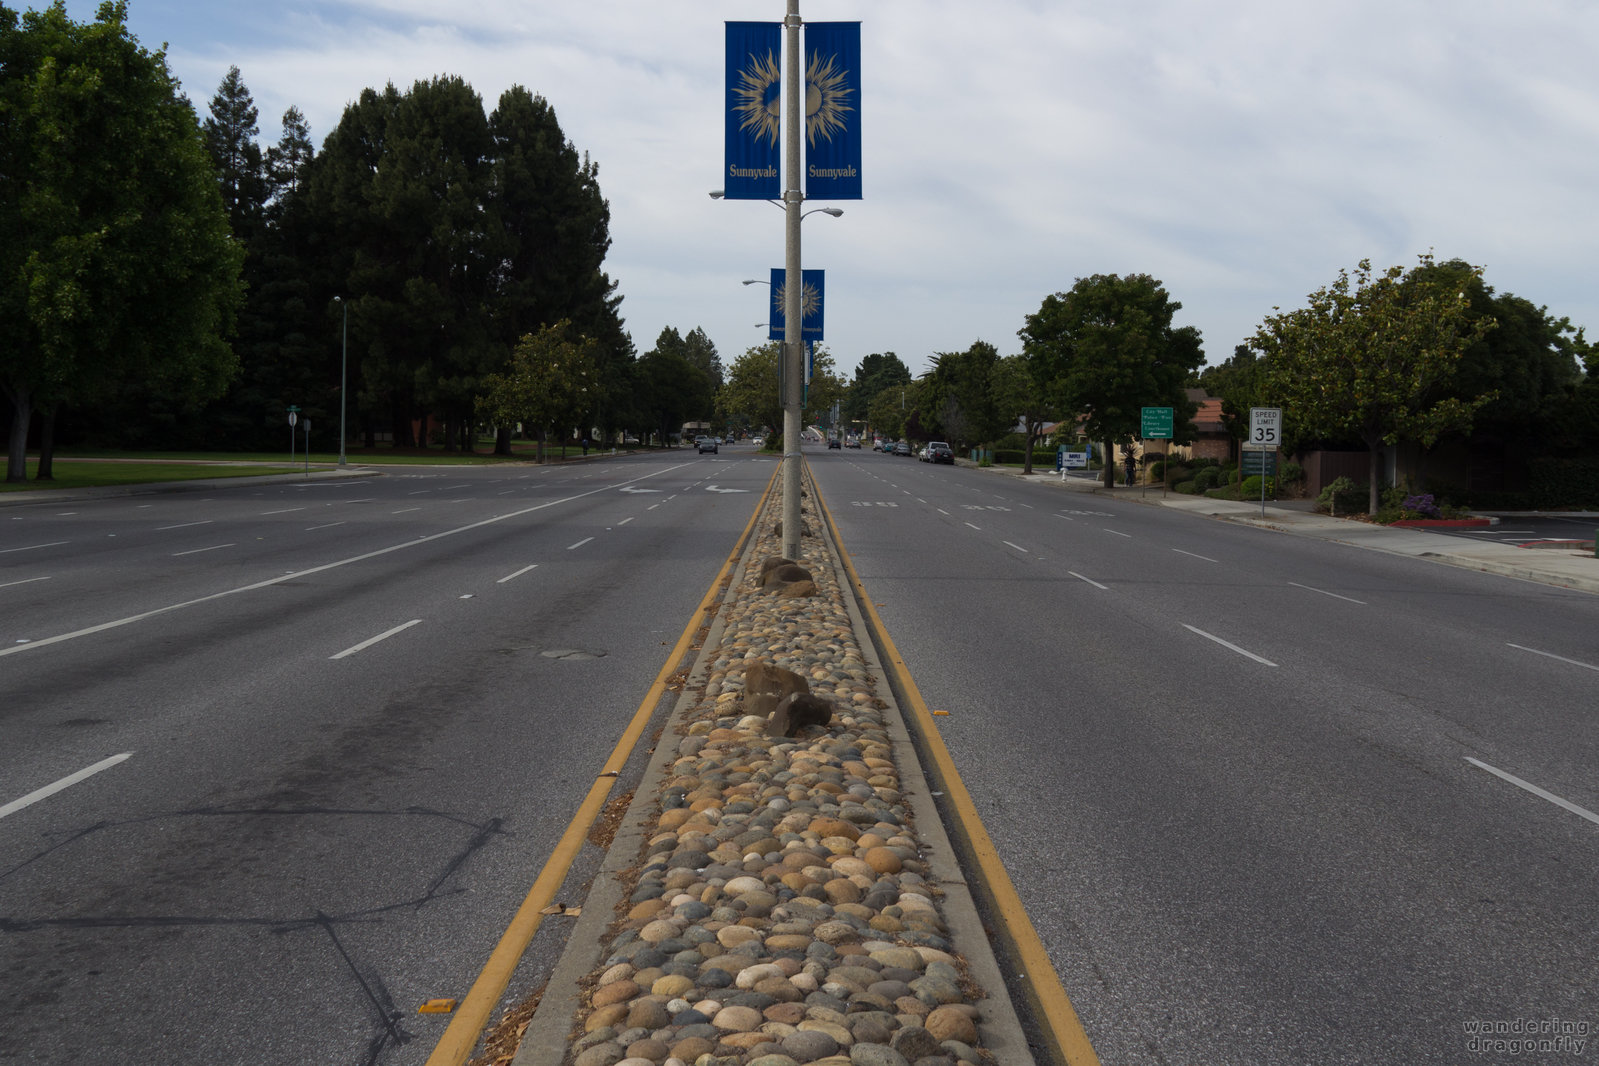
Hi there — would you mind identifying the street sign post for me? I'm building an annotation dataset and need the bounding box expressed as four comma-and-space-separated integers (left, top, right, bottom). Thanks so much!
1140, 408, 1174, 497
1248, 407, 1281, 515
287, 406, 301, 467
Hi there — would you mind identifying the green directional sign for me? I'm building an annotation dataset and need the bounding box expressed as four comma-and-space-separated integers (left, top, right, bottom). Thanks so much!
1140, 406, 1173, 439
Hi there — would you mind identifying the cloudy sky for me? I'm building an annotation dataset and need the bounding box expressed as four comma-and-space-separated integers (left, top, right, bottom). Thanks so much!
39, 0, 1599, 378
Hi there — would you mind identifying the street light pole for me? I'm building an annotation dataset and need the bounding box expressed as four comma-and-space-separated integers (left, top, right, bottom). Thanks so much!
782, 0, 803, 562
334, 297, 348, 467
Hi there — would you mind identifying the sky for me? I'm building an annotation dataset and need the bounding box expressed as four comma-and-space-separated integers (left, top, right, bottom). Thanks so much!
35, 0, 1599, 380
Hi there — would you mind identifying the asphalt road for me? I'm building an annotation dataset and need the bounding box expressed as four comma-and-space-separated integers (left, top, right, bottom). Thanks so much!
0, 450, 772, 1066
809, 449, 1599, 1066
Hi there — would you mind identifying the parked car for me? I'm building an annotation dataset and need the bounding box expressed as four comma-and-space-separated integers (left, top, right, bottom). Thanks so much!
927, 441, 954, 465
697, 436, 718, 454
893, 440, 912, 456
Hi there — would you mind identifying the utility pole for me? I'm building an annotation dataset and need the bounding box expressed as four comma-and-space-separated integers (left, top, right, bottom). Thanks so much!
781, 0, 804, 562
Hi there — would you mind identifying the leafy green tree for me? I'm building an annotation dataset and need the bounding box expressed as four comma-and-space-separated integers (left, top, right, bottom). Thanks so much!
1410, 258, 1583, 456
990, 354, 1056, 472
1198, 345, 1272, 452
718, 342, 783, 440
918, 341, 1008, 450
475, 321, 597, 460
803, 346, 846, 430
636, 347, 710, 446
843, 351, 911, 423
1251, 254, 1497, 513
1, 0, 244, 480
867, 380, 918, 441
1020, 273, 1203, 487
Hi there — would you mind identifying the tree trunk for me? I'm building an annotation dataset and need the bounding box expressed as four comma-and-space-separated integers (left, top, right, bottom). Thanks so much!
441, 413, 457, 451
1102, 437, 1115, 488
494, 426, 512, 456
1022, 419, 1036, 474
36, 411, 55, 480
5, 382, 31, 483
1368, 442, 1382, 515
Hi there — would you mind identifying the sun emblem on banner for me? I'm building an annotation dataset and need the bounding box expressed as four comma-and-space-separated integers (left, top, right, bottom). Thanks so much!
805, 51, 854, 146
733, 49, 783, 148
773, 279, 822, 324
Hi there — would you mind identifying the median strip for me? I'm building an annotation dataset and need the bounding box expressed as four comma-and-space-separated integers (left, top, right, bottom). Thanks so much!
478, 463, 1076, 1066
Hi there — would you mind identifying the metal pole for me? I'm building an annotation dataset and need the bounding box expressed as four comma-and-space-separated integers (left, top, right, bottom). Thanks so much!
339, 300, 348, 467
781, 0, 803, 562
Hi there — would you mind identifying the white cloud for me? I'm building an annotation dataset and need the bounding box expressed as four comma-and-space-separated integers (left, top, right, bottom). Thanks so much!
44, 0, 1599, 374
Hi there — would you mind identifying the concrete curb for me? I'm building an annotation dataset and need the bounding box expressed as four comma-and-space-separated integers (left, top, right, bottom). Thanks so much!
812, 476, 1041, 1066
963, 464, 1599, 596
510, 522, 753, 1066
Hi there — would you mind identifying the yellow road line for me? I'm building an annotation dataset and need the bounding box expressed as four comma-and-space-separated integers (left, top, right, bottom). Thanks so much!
813, 481, 1102, 1066
424, 465, 776, 1066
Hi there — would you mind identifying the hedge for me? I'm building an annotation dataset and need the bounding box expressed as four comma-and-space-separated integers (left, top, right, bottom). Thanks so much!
1528, 457, 1599, 509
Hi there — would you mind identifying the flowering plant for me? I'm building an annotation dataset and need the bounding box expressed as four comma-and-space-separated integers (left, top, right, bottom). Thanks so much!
1400, 493, 1443, 519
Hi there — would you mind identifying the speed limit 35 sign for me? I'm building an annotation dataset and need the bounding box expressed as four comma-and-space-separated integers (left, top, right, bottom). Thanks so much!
1249, 407, 1281, 447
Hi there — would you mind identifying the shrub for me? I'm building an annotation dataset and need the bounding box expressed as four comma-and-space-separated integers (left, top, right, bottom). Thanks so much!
1147, 459, 1166, 480
1528, 457, 1599, 509
1193, 466, 1220, 491
1175, 479, 1199, 494
1280, 461, 1304, 484
1240, 474, 1275, 498
1317, 476, 1368, 514
1401, 493, 1443, 519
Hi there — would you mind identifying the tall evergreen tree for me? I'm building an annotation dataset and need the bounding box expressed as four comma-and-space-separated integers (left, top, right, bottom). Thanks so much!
489, 86, 618, 343
264, 105, 314, 214
201, 65, 267, 242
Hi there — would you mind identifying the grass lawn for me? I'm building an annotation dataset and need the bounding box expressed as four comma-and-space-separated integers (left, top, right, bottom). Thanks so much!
1, 460, 300, 492
1, 441, 666, 493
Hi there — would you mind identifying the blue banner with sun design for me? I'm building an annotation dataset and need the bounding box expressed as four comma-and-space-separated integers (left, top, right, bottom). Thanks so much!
725, 22, 781, 200
768, 268, 825, 342
803, 22, 861, 199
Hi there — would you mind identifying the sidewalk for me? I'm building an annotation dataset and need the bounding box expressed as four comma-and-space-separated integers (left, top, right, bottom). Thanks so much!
985, 467, 1599, 595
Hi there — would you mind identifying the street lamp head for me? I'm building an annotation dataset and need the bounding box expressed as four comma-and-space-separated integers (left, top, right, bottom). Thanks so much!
742, 279, 766, 286
709, 190, 725, 200
819, 207, 843, 217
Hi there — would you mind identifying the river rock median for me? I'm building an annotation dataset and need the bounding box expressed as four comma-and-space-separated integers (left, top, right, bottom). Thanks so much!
514, 471, 1011, 1066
